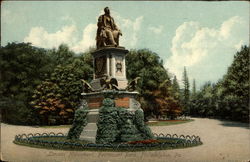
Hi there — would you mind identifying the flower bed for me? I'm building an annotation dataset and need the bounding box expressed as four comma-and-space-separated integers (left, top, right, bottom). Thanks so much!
13, 132, 202, 151
127, 139, 160, 144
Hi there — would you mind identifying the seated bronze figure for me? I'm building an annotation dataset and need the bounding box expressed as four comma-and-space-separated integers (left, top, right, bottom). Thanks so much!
96, 7, 122, 49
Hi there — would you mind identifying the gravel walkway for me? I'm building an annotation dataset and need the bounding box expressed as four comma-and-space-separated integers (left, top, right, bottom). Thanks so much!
1, 118, 249, 162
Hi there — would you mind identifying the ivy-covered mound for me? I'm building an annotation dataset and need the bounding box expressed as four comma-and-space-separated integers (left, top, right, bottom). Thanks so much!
96, 98, 154, 144
67, 101, 88, 140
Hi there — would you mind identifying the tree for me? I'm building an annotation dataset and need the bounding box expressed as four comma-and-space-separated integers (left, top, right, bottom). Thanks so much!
182, 67, 190, 115
0, 42, 53, 124
48, 44, 75, 66
0, 42, 93, 125
31, 53, 93, 125
152, 80, 182, 119
172, 75, 181, 101
188, 46, 249, 122
126, 49, 182, 119
219, 46, 249, 121
192, 79, 196, 96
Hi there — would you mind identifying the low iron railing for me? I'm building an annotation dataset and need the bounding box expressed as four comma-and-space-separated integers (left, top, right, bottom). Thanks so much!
14, 132, 202, 151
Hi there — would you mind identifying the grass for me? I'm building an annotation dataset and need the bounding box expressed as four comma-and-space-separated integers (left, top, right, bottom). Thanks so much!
147, 119, 194, 126
40, 125, 71, 128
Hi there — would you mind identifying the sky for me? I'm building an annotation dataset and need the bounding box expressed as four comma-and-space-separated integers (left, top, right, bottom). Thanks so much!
1, 1, 249, 89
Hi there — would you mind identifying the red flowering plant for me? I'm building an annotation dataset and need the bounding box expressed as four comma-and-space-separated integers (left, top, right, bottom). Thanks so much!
127, 139, 160, 144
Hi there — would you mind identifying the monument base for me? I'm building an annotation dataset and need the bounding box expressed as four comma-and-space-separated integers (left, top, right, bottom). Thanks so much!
80, 90, 141, 142
91, 47, 129, 90
81, 90, 139, 109
80, 109, 99, 143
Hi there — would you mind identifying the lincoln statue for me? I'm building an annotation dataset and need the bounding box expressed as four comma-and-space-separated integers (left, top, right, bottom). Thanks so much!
96, 7, 122, 49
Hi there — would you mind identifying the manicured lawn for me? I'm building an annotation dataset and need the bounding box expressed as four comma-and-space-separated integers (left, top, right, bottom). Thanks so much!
40, 125, 71, 128
147, 119, 194, 126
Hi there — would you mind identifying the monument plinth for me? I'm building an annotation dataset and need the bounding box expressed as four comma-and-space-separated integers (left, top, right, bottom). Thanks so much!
90, 47, 129, 90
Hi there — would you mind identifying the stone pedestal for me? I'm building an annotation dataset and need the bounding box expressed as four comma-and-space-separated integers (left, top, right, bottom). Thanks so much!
79, 109, 99, 143
80, 90, 140, 143
81, 90, 139, 109
90, 47, 129, 90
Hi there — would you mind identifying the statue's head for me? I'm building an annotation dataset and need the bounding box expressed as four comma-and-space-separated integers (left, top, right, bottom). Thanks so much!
104, 7, 110, 15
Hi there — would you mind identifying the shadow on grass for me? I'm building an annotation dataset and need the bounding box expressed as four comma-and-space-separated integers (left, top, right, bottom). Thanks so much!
218, 120, 249, 129
147, 119, 194, 127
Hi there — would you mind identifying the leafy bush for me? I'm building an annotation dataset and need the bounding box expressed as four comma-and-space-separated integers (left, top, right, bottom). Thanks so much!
96, 98, 120, 144
118, 108, 142, 142
67, 102, 89, 140
134, 109, 154, 139
96, 97, 154, 143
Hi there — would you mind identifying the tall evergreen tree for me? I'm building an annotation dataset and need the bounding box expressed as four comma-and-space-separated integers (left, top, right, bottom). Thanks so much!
192, 79, 196, 96
172, 75, 181, 101
182, 67, 190, 115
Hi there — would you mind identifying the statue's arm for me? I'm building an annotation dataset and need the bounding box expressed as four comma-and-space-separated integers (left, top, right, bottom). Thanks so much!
113, 19, 118, 30
112, 18, 122, 35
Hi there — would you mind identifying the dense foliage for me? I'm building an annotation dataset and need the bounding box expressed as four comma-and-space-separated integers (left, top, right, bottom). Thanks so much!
96, 98, 120, 143
0, 43, 53, 124
0, 43, 93, 125
67, 101, 89, 140
30, 61, 92, 124
96, 97, 154, 144
1, 42, 247, 125
189, 46, 249, 122
126, 49, 182, 119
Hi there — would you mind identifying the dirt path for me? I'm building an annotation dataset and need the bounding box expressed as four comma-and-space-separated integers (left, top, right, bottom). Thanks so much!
1, 118, 249, 162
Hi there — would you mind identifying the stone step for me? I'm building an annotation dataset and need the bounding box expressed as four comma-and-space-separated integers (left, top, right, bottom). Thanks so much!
80, 122, 98, 143
84, 123, 97, 130
81, 130, 97, 137
80, 136, 96, 142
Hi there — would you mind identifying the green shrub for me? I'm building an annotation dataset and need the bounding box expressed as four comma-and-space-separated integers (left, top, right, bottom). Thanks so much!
134, 109, 154, 139
96, 98, 120, 144
119, 109, 141, 142
67, 102, 89, 140
96, 97, 154, 143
